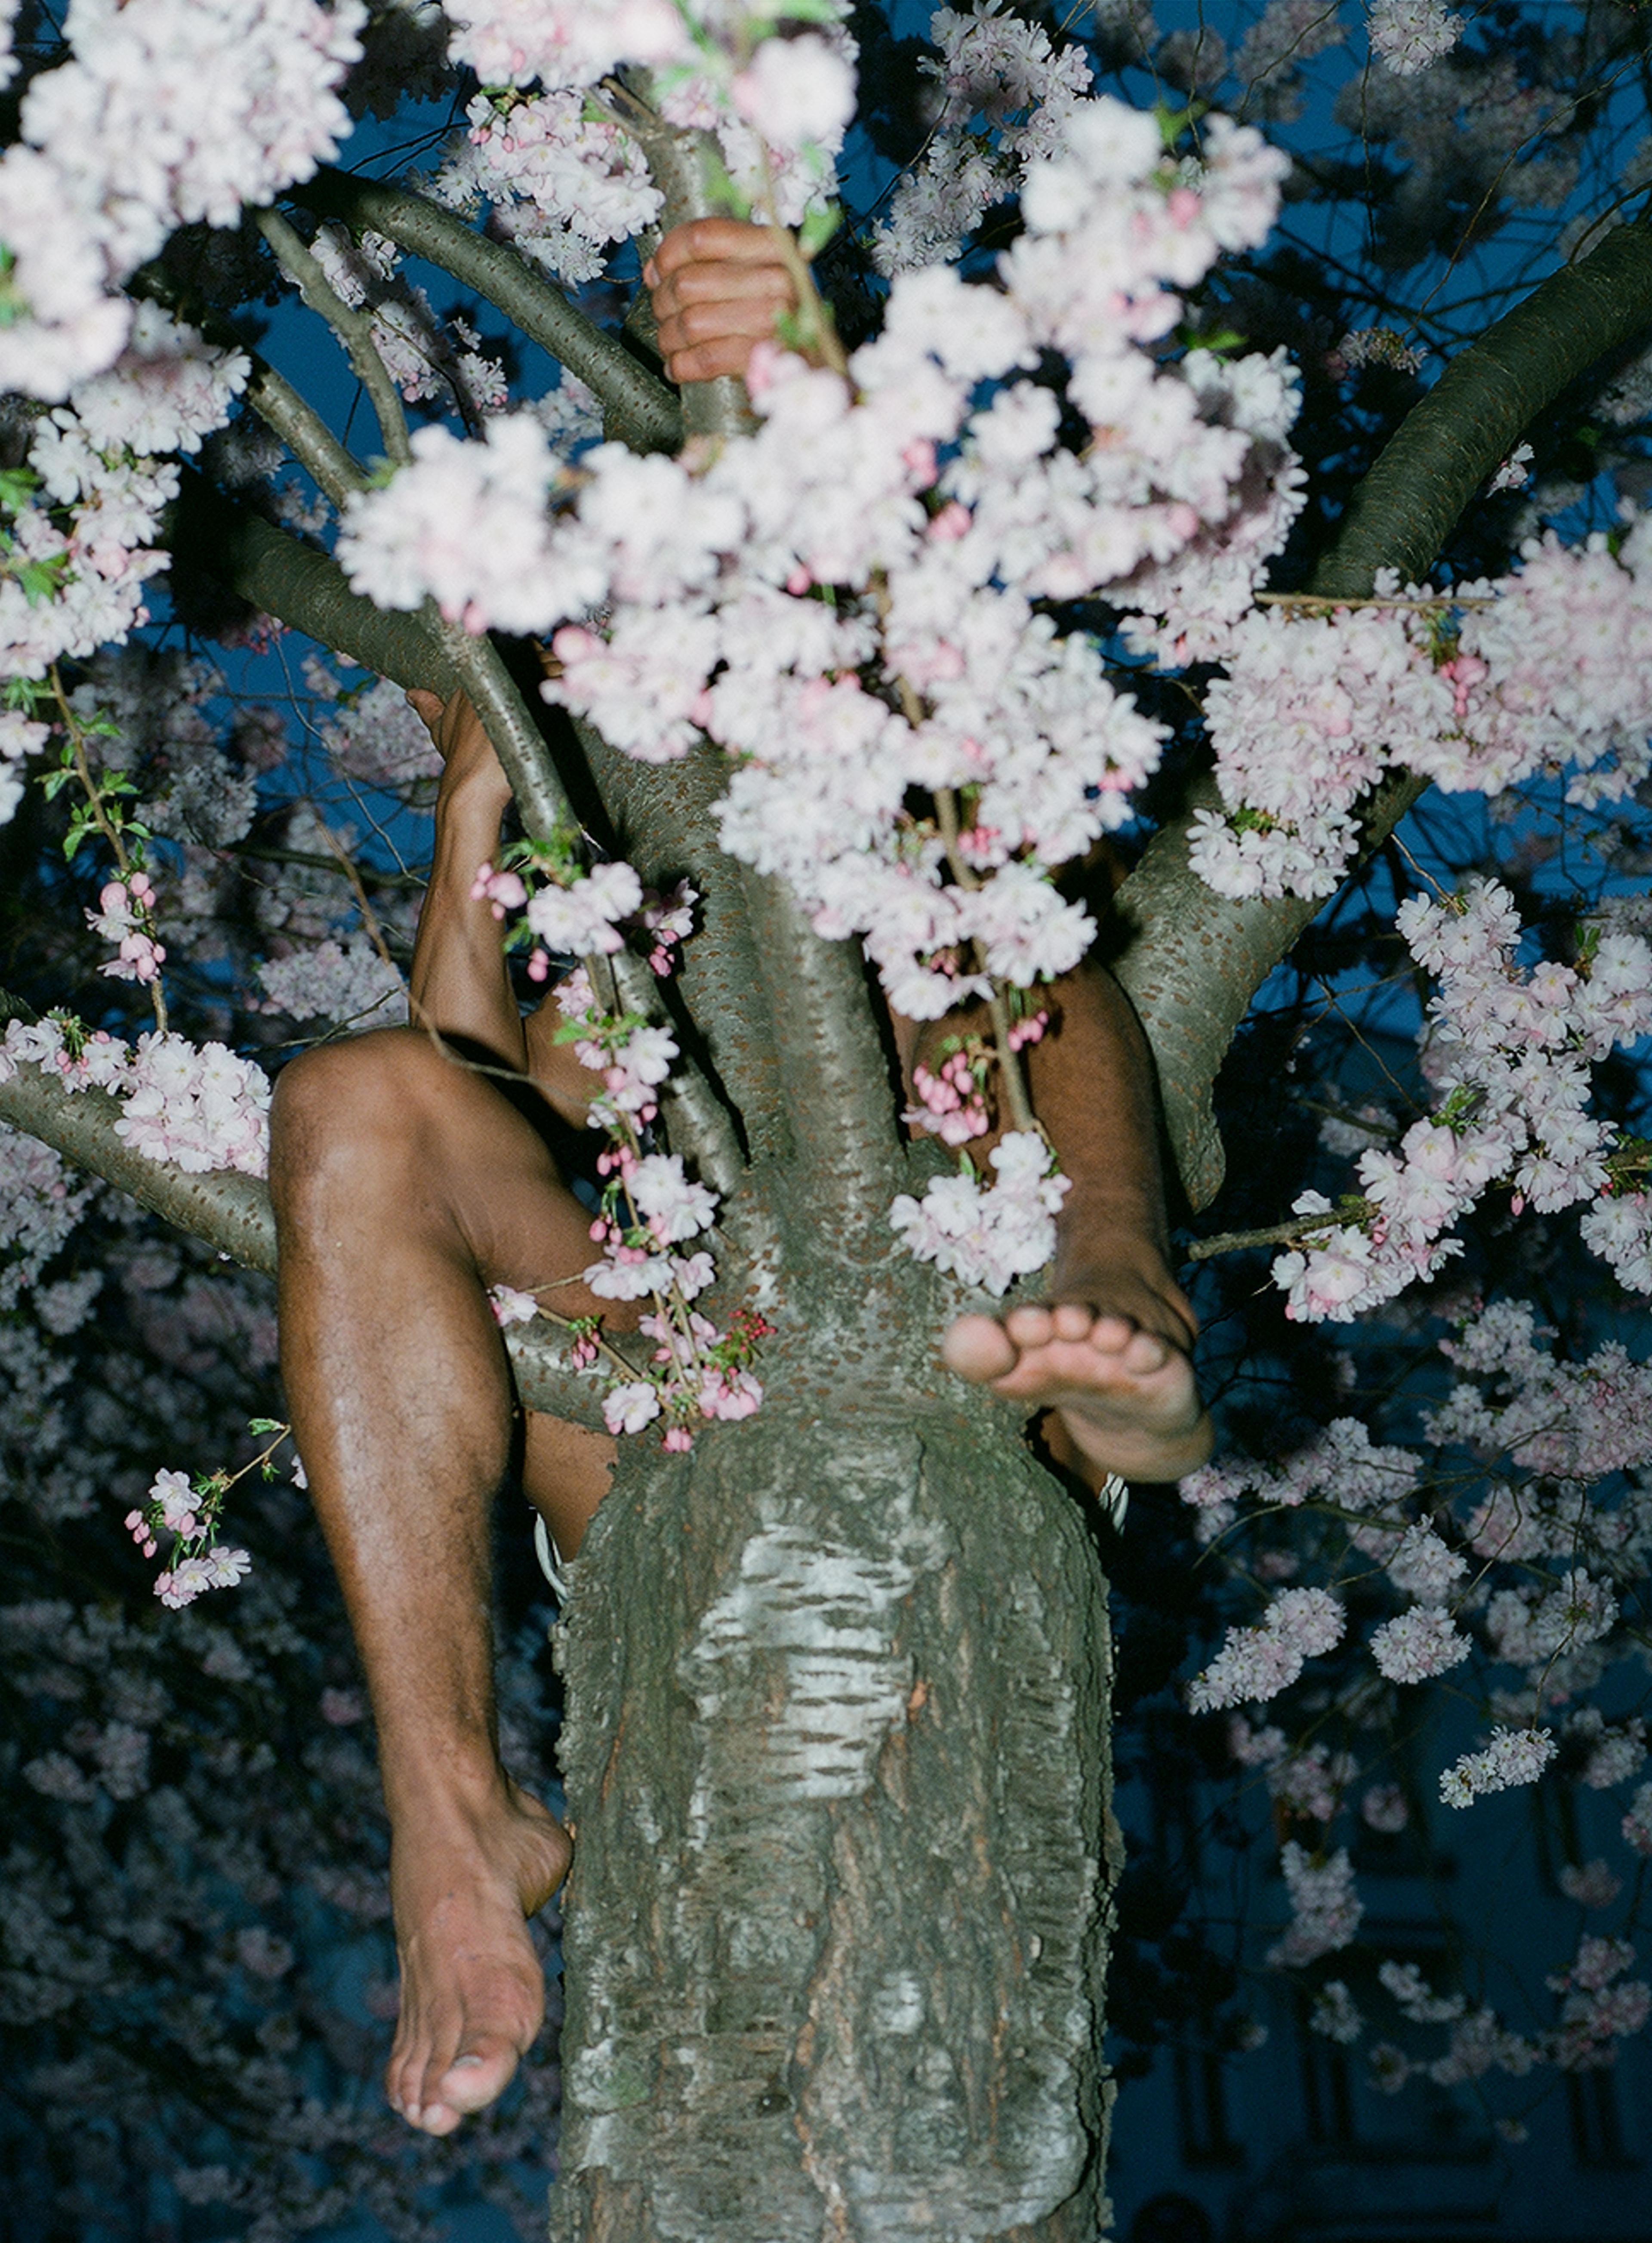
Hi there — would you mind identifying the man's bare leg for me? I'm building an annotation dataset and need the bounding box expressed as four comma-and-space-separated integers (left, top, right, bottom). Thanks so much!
271, 1026, 623, 2135
919, 966, 1214, 1484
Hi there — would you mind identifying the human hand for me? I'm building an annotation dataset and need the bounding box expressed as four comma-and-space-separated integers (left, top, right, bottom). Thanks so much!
644, 219, 799, 385
408, 688, 513, 820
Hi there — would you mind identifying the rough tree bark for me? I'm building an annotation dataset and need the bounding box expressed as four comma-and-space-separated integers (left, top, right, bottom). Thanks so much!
7, 140, 1652, 2240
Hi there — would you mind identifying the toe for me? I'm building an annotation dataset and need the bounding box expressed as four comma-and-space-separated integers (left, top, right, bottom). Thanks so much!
385, 2024, 423, 2122
1002, 1304, 1056, 1348
407, 2097, 463, 2137
1082, 1311, 1138, 1353
1119, 1328, 1168, 1373
1049, 1301, 1097, 1342
437, 2037, 523, 2117
942, 1313, 1019, 1381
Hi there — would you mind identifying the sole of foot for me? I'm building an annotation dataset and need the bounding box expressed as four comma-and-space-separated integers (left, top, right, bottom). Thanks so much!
943, 1299, 1213, 1484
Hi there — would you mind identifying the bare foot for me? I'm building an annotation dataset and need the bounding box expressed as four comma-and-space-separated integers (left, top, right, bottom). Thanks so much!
384, 1776, 570, 2135
943, 1264, 1212, 1485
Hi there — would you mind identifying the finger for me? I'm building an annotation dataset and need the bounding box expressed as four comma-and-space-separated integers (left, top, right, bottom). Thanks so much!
661, 335, 779, 385
656, 295, 795, 359
650, 217, 790, 280
657, 299, 800, 384
651, 260, 795, 318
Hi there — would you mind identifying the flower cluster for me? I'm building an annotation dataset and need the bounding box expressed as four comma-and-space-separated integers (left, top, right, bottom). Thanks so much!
434, 0, 856, 258
0, 306, 247, 744
1186, 1584, 1345, 1711
336, 413, 571, 636
872, 0, 1096, 275
1189, 521, 1652, 903
125, 1466, 253, 1610
1439, 1725, 1559, 1808
888, 1130, 1069, 1293
1174, 1283, 1652, 2130
440, 85, 663, 286
1267, 1841, 1363, 1966
0, 0, 362, 401
1271, 879, 1652, 1323
1367, 0, 1461, 77
0, 1015, 270, 1175
87, 871, 166, 984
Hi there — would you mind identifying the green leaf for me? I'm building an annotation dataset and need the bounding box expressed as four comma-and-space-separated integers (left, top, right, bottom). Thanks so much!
1154, 99, 1205, 150
15, 553, 71, 605
0, 463, 39, 514
699, 150, 752, 222
797, 201, 842, 260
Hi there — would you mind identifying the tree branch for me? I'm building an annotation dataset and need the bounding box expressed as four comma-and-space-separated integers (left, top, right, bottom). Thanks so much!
287, 167, 683, 457
610, 76, 758, 444
1115, 222, 1652, 1211
244, 355, 369, 509
1315, 218, 1652, 599
256, 206, 413, 468
171, 470, 457, 692
570, 723, 791, 1168
0, 992, 612, 1426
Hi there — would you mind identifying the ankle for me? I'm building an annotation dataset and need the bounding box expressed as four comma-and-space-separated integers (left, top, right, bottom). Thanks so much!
382, 1743, 518, 1836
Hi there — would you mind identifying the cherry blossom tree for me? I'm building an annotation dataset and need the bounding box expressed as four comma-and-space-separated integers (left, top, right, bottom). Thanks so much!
4, 0, 1652, 2234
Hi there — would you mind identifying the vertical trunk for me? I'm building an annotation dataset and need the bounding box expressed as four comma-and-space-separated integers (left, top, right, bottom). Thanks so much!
550, 1260, 1116, 2242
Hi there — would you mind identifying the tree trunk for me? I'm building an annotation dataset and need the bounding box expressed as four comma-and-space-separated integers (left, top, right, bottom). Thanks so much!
548, 1242, 1117, 2242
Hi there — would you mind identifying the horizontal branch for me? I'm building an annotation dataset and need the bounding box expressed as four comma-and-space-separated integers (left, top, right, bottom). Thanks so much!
288, 167, 683, 456
1116, 222, 1652, 1211
0, 993, 610, 1426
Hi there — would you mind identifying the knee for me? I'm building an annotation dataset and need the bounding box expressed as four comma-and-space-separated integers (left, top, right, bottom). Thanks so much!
269, 1029, 448, 1210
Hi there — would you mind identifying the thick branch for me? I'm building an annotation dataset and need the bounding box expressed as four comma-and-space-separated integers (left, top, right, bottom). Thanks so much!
614, 87, 900, 1237
572, 723, 790, 1167
0, 993, 610, 1425
1316, 218, 1652, 599
612, 77, 758, 445
288, 167, 683, 457
1116, 224, 1652, 1211
173, 469, 457, 691
737, 870, 905, 1248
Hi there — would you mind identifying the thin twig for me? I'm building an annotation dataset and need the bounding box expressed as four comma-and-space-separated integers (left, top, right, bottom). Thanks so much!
1186, 1203, 1375, 1262
49, 667, 167, 1034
